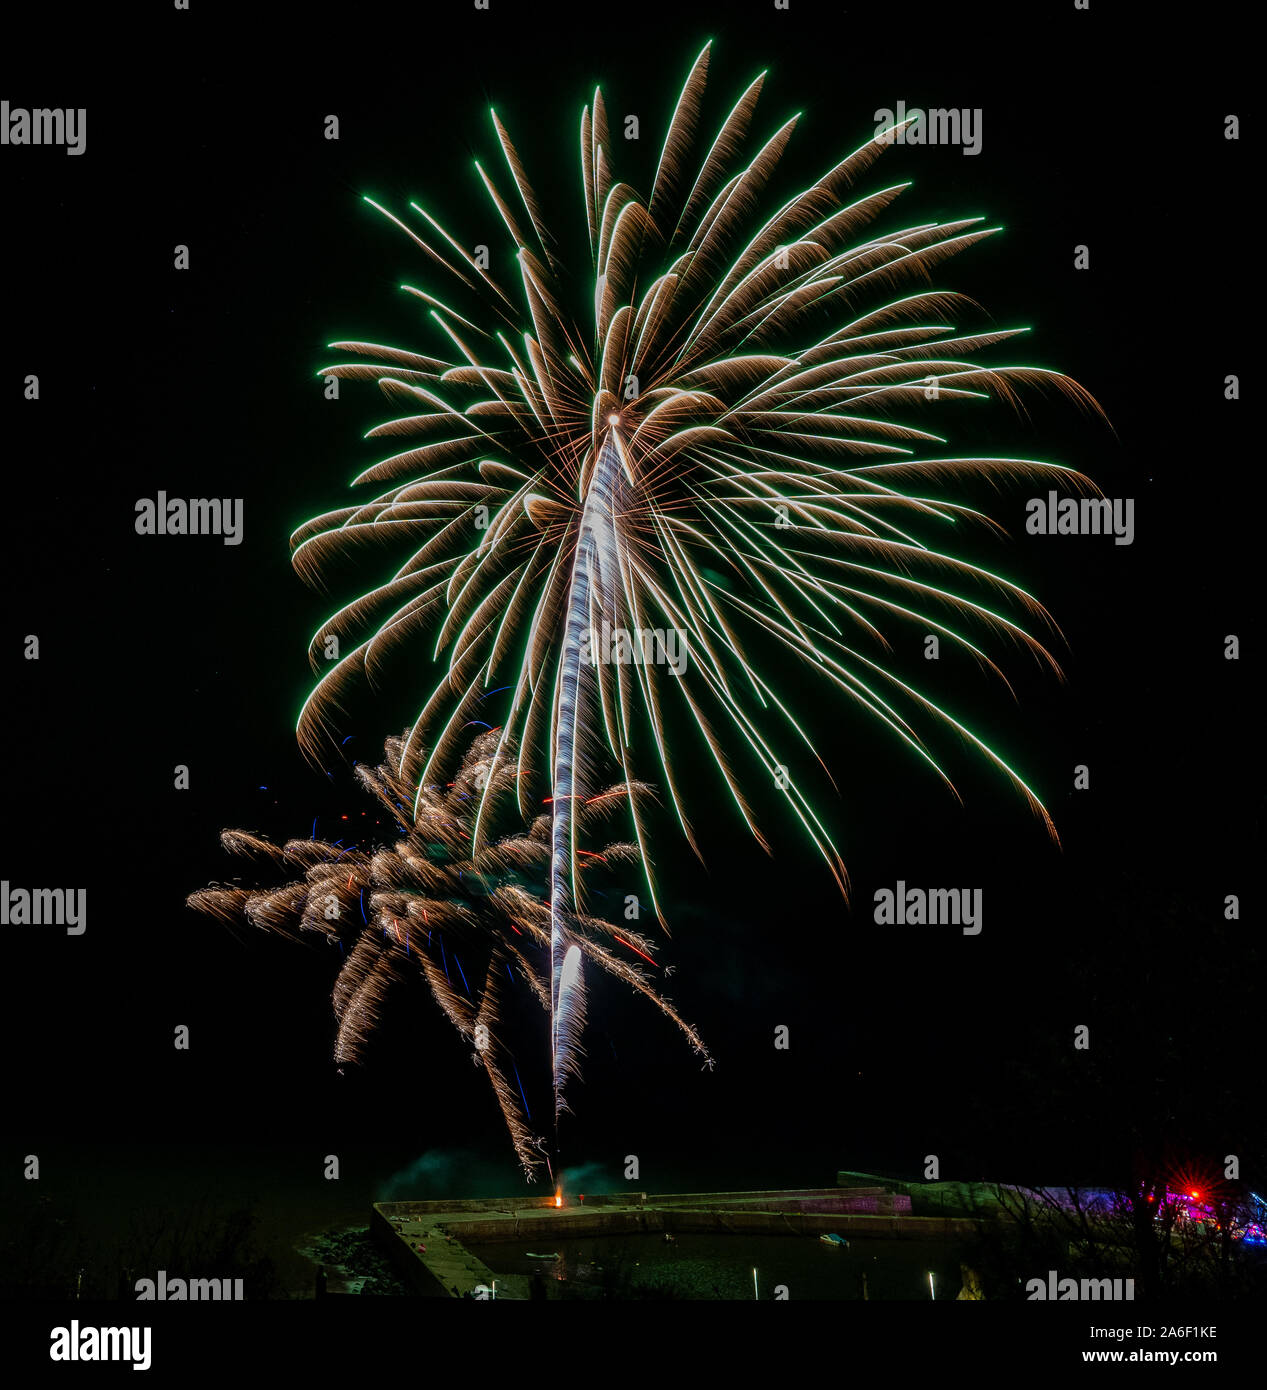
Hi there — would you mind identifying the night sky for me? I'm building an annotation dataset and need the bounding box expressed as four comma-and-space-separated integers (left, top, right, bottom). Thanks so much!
3, 0, 1257, 1306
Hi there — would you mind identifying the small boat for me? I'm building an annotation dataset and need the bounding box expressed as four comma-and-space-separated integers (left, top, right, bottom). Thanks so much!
819, 1233, 850, 1247
527, 1252, 561, 1260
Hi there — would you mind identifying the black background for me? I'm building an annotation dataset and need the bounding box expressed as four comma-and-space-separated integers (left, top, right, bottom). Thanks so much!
2, 0, 1258, 1268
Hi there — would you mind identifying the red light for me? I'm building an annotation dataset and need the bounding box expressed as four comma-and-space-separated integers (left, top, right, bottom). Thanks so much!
1191, 1191, 1200, 1200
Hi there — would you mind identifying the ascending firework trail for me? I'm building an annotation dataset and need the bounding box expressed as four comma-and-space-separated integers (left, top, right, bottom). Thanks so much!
287, 42, 1101, 1149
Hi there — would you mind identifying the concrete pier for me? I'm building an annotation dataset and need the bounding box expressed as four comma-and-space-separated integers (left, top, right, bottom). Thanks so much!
372, 1186, 981, 1297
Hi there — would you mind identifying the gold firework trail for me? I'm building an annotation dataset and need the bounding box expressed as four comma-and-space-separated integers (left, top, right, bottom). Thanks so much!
189, 731, 708, 1180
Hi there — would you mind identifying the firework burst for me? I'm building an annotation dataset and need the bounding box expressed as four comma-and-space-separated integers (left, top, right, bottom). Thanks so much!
189, 731, 707, 1179
292, 44, 1100, 1119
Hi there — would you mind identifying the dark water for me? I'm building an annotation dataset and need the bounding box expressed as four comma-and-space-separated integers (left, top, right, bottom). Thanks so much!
0, 1142, 399, 1300
5, 1138, 908, 1299
2, 1138, 966, 1300
465, 1232, 967, 1300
